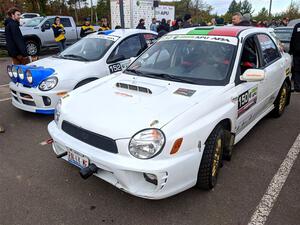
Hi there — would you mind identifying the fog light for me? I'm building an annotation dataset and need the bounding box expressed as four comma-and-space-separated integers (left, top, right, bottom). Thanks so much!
143, 173, 157, 185
42, 96, 51, 106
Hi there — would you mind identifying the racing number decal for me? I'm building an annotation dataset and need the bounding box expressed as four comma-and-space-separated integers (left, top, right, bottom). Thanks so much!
109, 63, 122, 74
238, 86, 258, 117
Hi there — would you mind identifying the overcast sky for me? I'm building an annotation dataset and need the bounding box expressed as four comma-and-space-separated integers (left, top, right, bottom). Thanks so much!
91, 0, 295, 15
207, 0, 294, 15
160, 0, 295, 15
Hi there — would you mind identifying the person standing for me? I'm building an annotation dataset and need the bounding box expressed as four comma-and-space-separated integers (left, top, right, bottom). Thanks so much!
150, 18, 157, 32
182, 14, 193, 28
4, 7, 29, 65
290, 22, 300, 92
171, 17, 183, 31
52, 16, 66, 52
99, 18, 110, 31
80, 17, 94, 38
136, 19, 146, 29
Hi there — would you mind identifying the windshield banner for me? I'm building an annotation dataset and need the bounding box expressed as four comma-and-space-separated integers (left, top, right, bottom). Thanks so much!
160, 35, 238, 45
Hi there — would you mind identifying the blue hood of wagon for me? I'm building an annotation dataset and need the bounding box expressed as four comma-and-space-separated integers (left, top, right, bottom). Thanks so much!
9, 64, 55, 88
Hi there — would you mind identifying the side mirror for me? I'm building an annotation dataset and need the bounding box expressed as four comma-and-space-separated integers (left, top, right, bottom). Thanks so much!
41, 23, 50, 32
240, 69, 265, 82
107, 54, 126, 64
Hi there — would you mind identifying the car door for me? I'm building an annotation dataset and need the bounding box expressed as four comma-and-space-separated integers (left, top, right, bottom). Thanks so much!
60, 18, 77, 44
40, 18, 55, 46
256, 33, 284, 106
106, 34, 144, 74
234, 35, 266, 133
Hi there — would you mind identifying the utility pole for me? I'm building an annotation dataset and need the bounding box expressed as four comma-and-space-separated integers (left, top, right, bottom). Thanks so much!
269, 0, 272, 18
119, 0, 125, 28
90, 0, 93, 24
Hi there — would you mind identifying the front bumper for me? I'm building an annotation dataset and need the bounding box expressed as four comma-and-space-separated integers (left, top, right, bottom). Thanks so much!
48, 121, 202, 199
9, 82, 63, 114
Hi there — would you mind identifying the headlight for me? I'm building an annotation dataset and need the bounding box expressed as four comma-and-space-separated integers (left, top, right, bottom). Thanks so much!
17, 67, 24, 80
12, 66, 18, 78
54, 99, 61, 124
129, 129, 165, 159
7, 65, 13, 78
39, 77, 58, 91
26, 70, 33, 83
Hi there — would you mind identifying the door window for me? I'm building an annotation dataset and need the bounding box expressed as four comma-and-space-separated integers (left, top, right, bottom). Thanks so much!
108, 35, 143, 62
257, 34, 281, 65
60, 18, 72, 27
236, 36, 261, 84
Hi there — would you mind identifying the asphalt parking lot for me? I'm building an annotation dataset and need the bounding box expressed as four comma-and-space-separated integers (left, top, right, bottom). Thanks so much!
0, 57, 299, 225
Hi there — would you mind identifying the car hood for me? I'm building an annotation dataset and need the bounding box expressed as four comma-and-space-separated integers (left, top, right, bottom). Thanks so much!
29, 56, 90, 79
61, 74, 225, 139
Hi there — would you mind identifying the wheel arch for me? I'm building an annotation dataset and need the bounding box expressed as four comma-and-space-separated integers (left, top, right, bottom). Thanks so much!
74, 77, 98, 89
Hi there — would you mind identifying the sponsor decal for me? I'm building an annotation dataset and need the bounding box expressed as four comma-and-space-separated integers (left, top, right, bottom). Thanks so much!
115, 92, 133, 97
238, 86, 258, 117
96, 34, 119, 41
174, 88, 196, 97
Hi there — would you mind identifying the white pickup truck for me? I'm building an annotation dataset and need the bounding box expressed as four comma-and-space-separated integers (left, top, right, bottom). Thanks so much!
0, 16, 99, 56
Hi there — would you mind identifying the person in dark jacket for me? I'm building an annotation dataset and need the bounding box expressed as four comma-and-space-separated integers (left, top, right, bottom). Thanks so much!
52, 16, 66, 52
171, 17, 183, 31
157, 18, 170, 33
182, 14, 193, 28
136, 19, 146, 29
4, 7, 29, 65
290, 22, 300, 92
80, 17, 94, 38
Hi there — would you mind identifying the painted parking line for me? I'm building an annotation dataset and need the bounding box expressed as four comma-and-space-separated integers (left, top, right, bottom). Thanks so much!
0, 84, 9, 87
0, 97, 11, 102
248, 134, 300, 225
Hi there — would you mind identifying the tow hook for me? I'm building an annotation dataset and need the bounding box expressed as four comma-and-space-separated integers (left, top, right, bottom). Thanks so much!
79, 164, 98, 179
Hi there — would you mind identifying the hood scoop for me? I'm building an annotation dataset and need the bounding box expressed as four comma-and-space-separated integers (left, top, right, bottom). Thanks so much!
116, 82, 152, 94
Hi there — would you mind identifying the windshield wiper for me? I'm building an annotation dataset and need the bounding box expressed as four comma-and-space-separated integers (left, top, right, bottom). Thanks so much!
143, 72, 198, 84
61, 54, 89, 61
125, 68, 146, 76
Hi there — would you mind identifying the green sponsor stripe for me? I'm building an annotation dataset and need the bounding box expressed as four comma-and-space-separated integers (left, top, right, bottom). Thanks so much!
187, 28, 213, 35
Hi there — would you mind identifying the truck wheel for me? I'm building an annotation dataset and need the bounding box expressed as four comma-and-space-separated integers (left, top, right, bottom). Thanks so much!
272, 81, 290, 118
26, 40, 39, 56
74, 78, 97, 89
196, 125, 224, 190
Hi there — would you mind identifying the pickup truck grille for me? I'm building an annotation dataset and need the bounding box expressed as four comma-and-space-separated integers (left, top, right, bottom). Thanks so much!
0, 30, 6, 47
61, 120, 118, 154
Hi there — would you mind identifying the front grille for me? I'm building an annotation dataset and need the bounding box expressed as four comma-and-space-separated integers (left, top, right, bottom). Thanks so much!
22, 99, 36, 106
62, 121, 118, 154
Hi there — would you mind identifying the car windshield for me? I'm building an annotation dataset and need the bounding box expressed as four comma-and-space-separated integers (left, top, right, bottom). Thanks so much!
23, 17, 44, 27
125, 39, 236, 85
59, 37, 115, 61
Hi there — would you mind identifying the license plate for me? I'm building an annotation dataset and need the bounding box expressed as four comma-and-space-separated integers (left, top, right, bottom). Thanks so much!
67, 149, 89, 168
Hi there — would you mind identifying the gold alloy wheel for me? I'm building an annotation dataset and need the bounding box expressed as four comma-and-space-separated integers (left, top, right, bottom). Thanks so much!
279, 86, 287, 113
212, 138, 222, 177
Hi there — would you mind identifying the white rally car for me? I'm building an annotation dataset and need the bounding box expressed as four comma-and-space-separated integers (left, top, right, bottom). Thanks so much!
48, 26, 292, 199
7, 29, 157, 114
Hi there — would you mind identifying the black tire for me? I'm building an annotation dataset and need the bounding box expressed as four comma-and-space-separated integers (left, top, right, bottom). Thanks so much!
196, 125, 224, 190
26, 40, 40, 56
272, 81, 290, 118
74, 78, 97, 89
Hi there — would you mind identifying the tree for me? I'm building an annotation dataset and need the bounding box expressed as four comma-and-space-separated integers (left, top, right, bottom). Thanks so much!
240, 0, 253, 15
254, 7, 269, 21
227, 0, 240, 14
